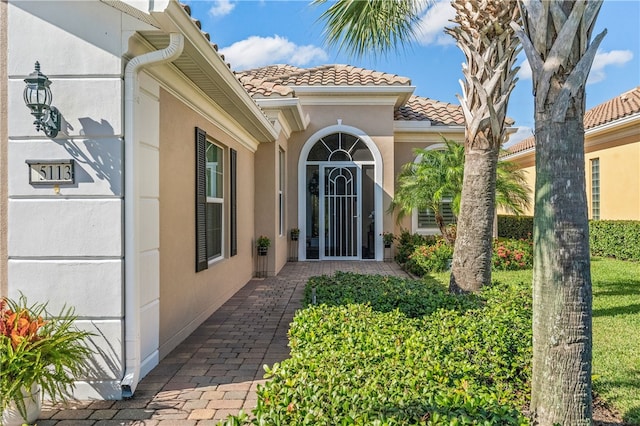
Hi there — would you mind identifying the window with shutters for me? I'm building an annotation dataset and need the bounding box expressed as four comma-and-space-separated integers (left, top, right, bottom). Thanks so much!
416, 200, 456, 231
195, 127, 225, 272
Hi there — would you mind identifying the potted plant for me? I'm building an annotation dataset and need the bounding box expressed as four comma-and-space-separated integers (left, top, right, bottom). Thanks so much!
256, 235, 271, 256
382, 231, 396, 248
290, 228, 300, 241
1, 295, 93, 426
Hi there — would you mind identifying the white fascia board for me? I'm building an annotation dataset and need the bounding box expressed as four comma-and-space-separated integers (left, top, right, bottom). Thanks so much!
500, 147, 535, 162
152, 1, 277, 142
584, 114, 640, 149
255, 98, 309, 132
394, 121, 465, 133
296, 85, 415, 107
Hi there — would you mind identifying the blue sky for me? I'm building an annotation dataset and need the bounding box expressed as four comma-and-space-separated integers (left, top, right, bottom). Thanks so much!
185, 0, 640, 143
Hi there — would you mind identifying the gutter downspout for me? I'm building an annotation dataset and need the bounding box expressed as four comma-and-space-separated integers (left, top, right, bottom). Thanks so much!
121, 32, 184, 399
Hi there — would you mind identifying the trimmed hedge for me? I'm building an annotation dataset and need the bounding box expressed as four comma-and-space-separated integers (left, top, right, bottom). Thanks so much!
499, 217, 640, 261
590, 220, 640, 261
223, 274, 532, 425
497, 215, 533, 240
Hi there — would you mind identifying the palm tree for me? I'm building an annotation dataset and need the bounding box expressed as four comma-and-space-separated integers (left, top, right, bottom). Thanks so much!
390, 139, 530, 245
390, 139, 464, 244
511, 1, 605, 424
315, 0, 521, 293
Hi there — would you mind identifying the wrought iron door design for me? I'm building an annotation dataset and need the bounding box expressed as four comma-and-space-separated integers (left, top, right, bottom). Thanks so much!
321, 165, 360, 258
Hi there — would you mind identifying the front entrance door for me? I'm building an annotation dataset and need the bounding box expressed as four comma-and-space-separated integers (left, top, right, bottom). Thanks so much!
320, 165, 360, 259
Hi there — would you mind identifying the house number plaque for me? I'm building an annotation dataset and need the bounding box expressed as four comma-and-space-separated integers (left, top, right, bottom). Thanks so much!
26, 159, 75, 185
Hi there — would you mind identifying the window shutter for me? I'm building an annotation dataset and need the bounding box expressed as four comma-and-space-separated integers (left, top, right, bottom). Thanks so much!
195, 127, 208, 272
230, 148, 238, 256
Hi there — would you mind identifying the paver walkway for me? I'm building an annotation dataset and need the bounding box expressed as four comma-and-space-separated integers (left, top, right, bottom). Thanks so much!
39, 261, 408, 425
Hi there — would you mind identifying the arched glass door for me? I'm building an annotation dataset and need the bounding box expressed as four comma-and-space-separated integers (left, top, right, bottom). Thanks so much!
304, 132, 375, 260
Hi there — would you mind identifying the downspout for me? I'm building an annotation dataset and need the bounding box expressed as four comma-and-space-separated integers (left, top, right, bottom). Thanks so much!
121, 32, 184, 398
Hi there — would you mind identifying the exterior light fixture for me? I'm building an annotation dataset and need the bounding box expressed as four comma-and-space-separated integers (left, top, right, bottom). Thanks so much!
23, 61, 61, 138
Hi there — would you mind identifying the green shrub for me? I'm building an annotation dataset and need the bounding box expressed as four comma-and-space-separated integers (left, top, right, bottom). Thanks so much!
394, 230, 436, 265
225, 276, 532, 425
304, 271, 478, 317
492, 238, 533, 271
499, 217, 640, 261
407, 239, 454, 275
590, 220, 640, 261
497, 216, 533, 240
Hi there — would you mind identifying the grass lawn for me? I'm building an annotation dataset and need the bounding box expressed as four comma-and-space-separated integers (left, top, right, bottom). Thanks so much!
431, 258, 640, 424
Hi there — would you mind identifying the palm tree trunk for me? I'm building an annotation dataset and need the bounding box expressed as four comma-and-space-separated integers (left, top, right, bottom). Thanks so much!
512, 2, 605, 422
530, 110, 593, 426
449, 141, 498, 293
434, 212, 454, 245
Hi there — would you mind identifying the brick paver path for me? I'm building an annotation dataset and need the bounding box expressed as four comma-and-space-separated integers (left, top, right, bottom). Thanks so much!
38, 261, 407, 425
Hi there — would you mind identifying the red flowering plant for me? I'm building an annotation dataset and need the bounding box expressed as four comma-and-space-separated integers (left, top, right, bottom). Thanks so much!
406, 238, 454, 275
492, 238, 534, 271
1, 295, 93, 422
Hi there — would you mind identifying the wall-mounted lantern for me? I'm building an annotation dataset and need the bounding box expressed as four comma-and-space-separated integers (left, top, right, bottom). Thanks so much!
23, 61, 61, 138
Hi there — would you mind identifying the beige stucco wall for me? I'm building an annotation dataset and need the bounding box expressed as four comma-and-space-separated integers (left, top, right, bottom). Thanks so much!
158, 89, 256, 358
254, 132, 290, 276
586, 141, 640, 220
503, 136, 640, 220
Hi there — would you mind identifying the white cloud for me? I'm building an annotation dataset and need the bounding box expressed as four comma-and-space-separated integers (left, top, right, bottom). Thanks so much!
588, 50, 633, 84
415, 0, 456, 46
516, 49, 633, 84
220, 35, 328, 70
518, 59, 532, 80
209, 0, 235, 18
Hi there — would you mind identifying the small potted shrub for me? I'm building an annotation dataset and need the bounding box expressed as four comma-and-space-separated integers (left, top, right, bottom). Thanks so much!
382, 231, 396, 248
257, 235, 271, 256
290, 228, 300, 241
1, 295, 93, 426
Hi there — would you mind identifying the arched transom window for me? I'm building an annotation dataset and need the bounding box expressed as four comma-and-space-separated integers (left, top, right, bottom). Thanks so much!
307, 133, 374, 162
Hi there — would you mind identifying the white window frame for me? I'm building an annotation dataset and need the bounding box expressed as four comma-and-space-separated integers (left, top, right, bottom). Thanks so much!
206, 142, 224, 262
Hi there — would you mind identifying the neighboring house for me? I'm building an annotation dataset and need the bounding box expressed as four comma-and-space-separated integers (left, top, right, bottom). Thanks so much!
503, 87, 640, 220
0, 0, 463, 400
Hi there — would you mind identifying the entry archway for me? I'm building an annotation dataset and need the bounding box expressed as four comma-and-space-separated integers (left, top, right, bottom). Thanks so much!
297, 125, 383, 261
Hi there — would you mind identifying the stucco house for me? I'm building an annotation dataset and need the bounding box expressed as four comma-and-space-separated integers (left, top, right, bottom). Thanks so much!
1, 0, 465, 399
503, 86, 640, 220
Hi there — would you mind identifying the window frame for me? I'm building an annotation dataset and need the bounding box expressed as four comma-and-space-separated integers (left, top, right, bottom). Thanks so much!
591, 157, 600, 220
195, 127, 226, 272
205, 141, 224, 262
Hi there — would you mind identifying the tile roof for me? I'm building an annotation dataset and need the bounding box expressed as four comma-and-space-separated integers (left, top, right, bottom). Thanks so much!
507, 86, 640, 155
235, 64, 412, 97
237, 65, 463, 126
395, 95, 465, 125
179, 4, 464, 128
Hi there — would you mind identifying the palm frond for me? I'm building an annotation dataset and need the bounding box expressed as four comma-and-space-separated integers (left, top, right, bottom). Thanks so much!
313, 0, 425, 58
